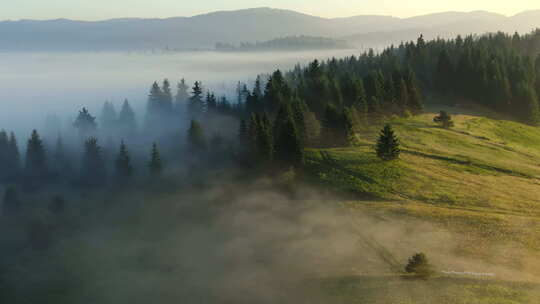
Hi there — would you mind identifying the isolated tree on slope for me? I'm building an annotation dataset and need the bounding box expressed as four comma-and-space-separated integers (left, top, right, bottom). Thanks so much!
376, 124, 400, 161
433, 111, 454, 129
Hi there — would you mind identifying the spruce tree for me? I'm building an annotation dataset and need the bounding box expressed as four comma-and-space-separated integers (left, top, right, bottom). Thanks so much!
73, 108, 97, 139
175, 78, 190, 112
146, 81, 163, 125
433, 111, 455, 129
376, 124, 400, 161
161, 79, 174, 114
187, 120, 207, 151
7, 132, 21, 181
81, 137, 106, 187
99, 101, 118, 131
115, 141, 133, 181
118, 99, 137, 138
188, 81, 204, 117
275, 117, 304, 166
25, 130, 48, 181
149, 143, 163, 177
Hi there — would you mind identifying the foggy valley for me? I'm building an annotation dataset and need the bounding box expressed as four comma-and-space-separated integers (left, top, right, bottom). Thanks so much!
1, 3, 540, 304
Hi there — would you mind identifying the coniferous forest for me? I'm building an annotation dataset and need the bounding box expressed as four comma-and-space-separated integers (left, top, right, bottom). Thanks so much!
2, 28, 540, 303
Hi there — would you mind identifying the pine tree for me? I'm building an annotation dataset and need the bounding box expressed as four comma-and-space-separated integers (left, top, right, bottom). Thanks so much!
149, 143, 163, 177
118, 99, 137, 138
99, 101, 118, 131
161, 79, 174, 114
2, 186, 20, 216
81, 137, 106, 187
6, 132, 21, 181
115, 141, 133, 180
188, 81, 204, 117
187, 120, 207, 151
433, 111, 455, 128
146, 81, 163, 127
73, 108, 97, 139
25, 130, 48, 180
175, 78, 190, 112
376, 124, 400, 161
275, 116, 304, 166
436, 50, 455, 95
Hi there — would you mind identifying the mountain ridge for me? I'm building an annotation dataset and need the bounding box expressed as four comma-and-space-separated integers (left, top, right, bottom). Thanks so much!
0, 7, 539, 51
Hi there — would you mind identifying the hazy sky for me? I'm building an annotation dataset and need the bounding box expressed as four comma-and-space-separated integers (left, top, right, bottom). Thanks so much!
2, 0, 539, 20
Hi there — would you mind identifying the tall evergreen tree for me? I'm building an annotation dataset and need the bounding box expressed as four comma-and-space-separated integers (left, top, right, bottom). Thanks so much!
146, 81, 163, 128
161, 79, 174, 114
376, 124, 400, 161
175, 78, 190, 112
188, 81, 205, 117
73, 108, 97, 139
99, 101, 118, 131
275, 116, 304, 166
25, 130, 48, 181
115, 141, 133, 181
118, 99, 137, 138
80, 137, 106, 187
6, 132, 21, 181
149, 143, 163, 177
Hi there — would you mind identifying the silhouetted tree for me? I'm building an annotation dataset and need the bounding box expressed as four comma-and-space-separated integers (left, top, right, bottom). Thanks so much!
188, 81, 205, 117
73, 108, 97, 139
99, 101, 118, 131
115, 141, 133, 181
118, 99, 137, 138
25, 130, 48, 186
149, 143, 163, 177
80, 137, 106, 187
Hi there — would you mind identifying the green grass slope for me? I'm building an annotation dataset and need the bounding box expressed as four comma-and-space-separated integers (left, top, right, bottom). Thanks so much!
305, 105, 540, 275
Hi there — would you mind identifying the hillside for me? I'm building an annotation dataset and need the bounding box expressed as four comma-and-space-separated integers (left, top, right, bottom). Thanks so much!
1, 7, 539, 51
297, 104, 540, 302
306, 103, 540, 259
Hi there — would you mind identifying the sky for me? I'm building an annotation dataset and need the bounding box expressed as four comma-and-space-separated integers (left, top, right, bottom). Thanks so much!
2, 0, 539, 21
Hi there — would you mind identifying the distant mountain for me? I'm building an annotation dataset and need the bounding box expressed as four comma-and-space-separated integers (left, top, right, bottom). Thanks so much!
0, 7, 539, 51
345, 10, 540, 48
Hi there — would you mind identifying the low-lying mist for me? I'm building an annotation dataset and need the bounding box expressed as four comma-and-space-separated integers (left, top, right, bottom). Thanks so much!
0, 49, 355, 137
2, 176, 538, 303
